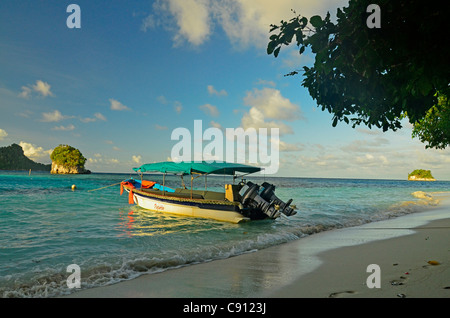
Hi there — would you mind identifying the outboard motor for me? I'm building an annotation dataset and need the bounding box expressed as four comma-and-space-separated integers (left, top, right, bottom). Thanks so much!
259, 182, 296, 216
239, 181, 297, 219
239, 182, 280, 219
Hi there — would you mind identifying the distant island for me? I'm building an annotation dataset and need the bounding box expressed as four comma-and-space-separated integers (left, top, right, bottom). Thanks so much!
0, 143, 91, 174
408, 169, 436, 181
50, 144, 90, 174
0, 143, 51, 171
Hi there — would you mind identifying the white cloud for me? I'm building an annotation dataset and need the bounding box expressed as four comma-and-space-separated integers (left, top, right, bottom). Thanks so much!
52, 124, 75, 131
19, 141, 52, 161
207, 85, 227, 96
296, 152, 344, 170
87, 154, 120, 166
132, 155, 142, 164
156, 95, 182, 114
109, 99, 131, 111
41, 110, 69, 122
155, 124, 168, 130
174, 101, 183, 114
151, 0, 212, 46
355, 154, 389, 166
146, 0, 347, 48
241, 107, 293, 135
18, 86, 32, 99
243, 88, 300, 121
218, 0, 348, 48
255, 79, 276, 87
210, 120, 223, 130
19, 80, 54, 98
356, 127, 382, 136
94, 113, 107, 121
341, 138, 390, 153
141, 14, 157, 32
80, 112, 107, 123
16, 110, 34, 118
240, 88, 302, 135
32, 80, 53, 97
199, 103, 219, 117
0, 128, 8, 140
277, 139, 303, 152
157, 95, 169, 104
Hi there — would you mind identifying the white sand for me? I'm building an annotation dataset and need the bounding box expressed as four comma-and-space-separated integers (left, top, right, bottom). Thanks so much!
65, 194, 450, 298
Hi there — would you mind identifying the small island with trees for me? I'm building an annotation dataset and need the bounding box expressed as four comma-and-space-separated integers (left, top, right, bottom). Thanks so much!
0, 143, 51, 171
50, 144, 90, 174
0, 143, 90, 174
408, 169, 436, 181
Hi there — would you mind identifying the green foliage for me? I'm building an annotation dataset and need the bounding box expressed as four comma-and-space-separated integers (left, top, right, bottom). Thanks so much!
0, 144, 51, 171
267, 0, 449, 148
412, 93, 450, 149
408, 169, 434, 179
50, 144, 86, 168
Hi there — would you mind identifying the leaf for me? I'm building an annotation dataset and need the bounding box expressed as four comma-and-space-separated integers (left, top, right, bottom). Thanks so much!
310, 15, 324, 28
299, 46, 305, 54
274, 46, 281, 58
427, 260, 440, 265
419, 81, 433, 96
300, 16, 308, 28
295, 30, 304, 46
269, 34, 278, 41
332, 116, 338, 127
267, 41, 277, 55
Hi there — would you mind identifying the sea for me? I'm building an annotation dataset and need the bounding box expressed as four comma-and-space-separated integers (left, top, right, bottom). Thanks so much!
0, 170, 449, 298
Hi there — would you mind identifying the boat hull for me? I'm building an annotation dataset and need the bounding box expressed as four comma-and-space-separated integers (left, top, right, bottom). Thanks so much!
126, 187, 251, 224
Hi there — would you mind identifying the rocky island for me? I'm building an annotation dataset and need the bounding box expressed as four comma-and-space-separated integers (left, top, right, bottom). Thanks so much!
0, 143, 51, 171
50, 144, 90, 174
408, 169, 436, 181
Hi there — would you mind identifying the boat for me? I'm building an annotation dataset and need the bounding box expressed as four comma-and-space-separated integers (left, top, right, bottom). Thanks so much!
120, 161, 297, 223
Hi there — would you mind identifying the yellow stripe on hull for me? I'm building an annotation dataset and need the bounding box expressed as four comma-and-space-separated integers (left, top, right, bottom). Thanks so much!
131, 190, 250, 224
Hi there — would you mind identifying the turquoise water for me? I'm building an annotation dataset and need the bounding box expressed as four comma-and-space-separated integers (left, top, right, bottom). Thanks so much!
1, 171, 449, 297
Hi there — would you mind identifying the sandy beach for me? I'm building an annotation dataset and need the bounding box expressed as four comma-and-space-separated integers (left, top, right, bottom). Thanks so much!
65, 194, 450, 299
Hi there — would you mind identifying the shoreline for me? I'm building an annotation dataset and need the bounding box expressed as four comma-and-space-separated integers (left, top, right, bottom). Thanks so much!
268, 217, 450, 298
65, 194, 450, 298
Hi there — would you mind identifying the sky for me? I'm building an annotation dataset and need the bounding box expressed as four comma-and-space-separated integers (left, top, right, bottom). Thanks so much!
1, 0, 449, 180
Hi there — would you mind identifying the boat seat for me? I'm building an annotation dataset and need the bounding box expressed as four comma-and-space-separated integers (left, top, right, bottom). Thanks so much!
201, 191, 226, 201
140, 188, 204, 199
173, 188, 225, 200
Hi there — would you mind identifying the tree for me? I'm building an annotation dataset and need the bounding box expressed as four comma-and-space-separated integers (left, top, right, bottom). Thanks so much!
50, 144, 86, 168
267, 0, 449, 148
408, 169, 434, 179
0, 143, 51, 171
411, 93, 450, 149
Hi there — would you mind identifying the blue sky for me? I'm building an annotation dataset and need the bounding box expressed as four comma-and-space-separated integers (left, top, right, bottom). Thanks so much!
1, 0, 449, 180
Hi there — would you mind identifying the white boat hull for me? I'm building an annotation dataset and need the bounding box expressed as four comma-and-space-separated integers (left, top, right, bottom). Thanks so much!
128, 188, 250, 224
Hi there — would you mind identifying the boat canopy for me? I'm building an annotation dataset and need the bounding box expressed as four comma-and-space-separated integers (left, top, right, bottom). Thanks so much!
133, 161, 261, 176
